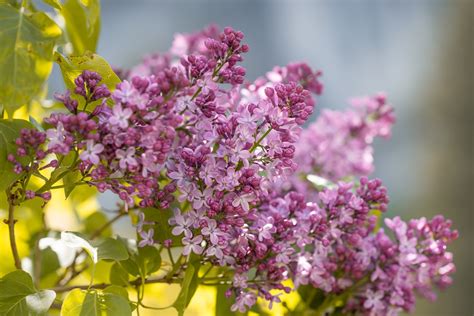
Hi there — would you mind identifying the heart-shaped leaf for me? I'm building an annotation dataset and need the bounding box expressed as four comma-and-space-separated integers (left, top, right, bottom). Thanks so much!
96, 237, 129, 262
61, 289, 131, 316
109, 262, 129, 286
0, 270, 56, 315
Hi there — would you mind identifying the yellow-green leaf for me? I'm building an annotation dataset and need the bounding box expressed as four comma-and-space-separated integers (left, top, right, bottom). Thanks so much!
42, 0, 62, 10
173, 256, 201, 316
62, 0, 100, 54
109, 262, 129, 286
61, 289, 131, 316
95, 237, 129, 262
0, 4, 61, 117
55, 51, 120, 91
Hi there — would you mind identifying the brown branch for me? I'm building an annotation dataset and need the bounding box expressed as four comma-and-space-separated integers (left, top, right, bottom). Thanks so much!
52, 275, 182, 293
89, 211, 126, 239
55, 210, 127, 286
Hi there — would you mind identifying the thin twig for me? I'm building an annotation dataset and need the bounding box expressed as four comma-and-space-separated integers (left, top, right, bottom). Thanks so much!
89, 211, 126, 239
55, 210, 127, 286
52, 275, 182, 293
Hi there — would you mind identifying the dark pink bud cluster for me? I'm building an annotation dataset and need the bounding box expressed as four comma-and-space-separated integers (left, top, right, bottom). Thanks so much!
180, 55, 214, 81
266, 82, 314, 125
74, 70, 111, 101
268, 62, 324, 95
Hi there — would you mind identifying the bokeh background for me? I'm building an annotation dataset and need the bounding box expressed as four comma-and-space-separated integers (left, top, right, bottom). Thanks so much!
46, 0, 473, 315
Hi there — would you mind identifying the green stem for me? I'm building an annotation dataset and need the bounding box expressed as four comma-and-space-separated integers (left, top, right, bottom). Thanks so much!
6, 202, 22, 270
139, 302, 174, 310
200, 265, 214, 279
48, 182, 87, 190
190, 87, 202, 101
249, 127, 272, 153
235, 127, 273, 171
167, 248, 175, 266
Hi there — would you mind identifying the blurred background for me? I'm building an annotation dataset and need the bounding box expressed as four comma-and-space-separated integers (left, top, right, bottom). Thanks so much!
45, 0, 473, 315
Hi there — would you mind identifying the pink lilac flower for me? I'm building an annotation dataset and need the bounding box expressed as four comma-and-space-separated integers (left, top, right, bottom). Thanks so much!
80, 140, 104, 165
138, 228, 155, 247
231, 292, 257, 313
170, 212, 193, 238
109, 104, 133, 129
116, 147, 138, 170
183, 235, 204, 256
364, 289, 385, 311
291, 93, 395, 192
201, 219, 221, 245
232, 193, 255, 212
46, 121, 66, 150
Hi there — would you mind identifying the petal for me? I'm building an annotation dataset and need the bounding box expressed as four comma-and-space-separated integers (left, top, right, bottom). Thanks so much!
172, 226, 183, 236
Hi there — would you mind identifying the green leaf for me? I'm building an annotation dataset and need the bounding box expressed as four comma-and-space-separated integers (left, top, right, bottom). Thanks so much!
113, 243, 160, 280
55, 51, 120, 92
96, 238, 129, 262
136, 246, 161, 276
102, 285, 128, 300
0, 4, 61, 116
61, 232, 128, 263
109, 262, 129, 286
216, 284, 237, 316
142, 207, 182, 246
297, 285, 325, 310
84, 212, 112, 238
102, 286, 136, 312
0, 119, 34, 191
370, 208, 383, 232
173, 257, 201, 316
61, 289, 131, 316
58, 150, 80, 198
62, 0, 100, 54
42, 0, 62, 10
36, 246, 61, 279
119, 258, 139, 277
0, 270, 56, 316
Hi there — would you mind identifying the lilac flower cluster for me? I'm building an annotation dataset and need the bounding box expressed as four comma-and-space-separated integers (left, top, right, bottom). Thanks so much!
345, 215, 458, 315
293, 177, 389, 292
294, 93, 395, 183
10, 25, 456, 315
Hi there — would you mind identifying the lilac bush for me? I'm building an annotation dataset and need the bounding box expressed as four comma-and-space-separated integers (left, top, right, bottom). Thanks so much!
0, 17, 457, 316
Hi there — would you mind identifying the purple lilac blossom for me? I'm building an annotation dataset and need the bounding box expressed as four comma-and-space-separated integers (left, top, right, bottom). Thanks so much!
10, 25, 456, 315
